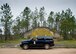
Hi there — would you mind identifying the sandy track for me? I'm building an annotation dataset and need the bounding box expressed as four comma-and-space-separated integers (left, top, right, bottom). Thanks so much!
0, 48, 76, 54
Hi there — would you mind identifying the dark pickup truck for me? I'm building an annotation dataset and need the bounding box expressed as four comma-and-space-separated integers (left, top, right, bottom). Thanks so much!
20, 36, 54, 49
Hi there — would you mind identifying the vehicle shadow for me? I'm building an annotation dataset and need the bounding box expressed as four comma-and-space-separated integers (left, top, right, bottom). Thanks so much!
19, 47, 54, 50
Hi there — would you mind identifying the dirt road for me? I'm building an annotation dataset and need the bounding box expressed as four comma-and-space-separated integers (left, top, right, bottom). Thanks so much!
0, 48, 76, 54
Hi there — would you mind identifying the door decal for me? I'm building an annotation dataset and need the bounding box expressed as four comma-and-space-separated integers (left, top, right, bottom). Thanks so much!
34, 41, 36, 44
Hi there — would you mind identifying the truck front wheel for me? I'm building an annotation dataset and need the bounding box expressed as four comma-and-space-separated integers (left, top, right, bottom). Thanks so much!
23, 45, 28, 50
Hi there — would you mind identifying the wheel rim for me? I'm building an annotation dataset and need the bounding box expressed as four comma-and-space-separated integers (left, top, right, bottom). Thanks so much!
24, 45, 28, 49
45, 45, 49, 49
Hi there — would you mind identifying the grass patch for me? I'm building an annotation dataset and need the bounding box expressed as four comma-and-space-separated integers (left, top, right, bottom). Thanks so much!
55, 40, 76, 45
0, 38, 26, 44
55, 40, 76, 48
31, 28, 54, 36
0, 38, 27, 48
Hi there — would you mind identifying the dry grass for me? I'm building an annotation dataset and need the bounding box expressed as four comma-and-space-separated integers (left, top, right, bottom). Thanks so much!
30, 28, 54, 37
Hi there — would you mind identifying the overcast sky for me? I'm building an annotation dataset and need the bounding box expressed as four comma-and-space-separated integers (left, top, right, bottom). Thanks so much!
0, 0, 76, 19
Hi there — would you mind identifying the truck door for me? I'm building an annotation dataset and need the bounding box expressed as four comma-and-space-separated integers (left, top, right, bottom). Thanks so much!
36, 38, 45, 47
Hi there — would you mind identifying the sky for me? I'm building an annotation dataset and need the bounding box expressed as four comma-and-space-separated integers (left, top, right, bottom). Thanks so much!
0, 0, 76, 19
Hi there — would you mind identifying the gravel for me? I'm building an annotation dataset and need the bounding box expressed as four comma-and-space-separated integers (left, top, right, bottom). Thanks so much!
0, 48, 76, 54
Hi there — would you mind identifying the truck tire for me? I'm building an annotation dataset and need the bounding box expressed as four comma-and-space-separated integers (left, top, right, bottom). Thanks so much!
44, 44, 50, 49
23, 45, 28, 50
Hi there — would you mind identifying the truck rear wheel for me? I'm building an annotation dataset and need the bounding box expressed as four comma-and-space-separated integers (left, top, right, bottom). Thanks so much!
44, 44, 50, 49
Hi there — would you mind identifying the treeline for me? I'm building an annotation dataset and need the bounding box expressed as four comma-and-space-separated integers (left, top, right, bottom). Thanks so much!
0, 3, 76, 40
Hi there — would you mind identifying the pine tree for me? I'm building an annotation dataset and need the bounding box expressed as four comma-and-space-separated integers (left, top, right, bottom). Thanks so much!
0, 3, 13, 40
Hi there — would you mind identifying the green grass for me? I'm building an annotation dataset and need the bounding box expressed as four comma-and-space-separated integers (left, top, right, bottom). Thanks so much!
0, 38, 26, 44
55, 40, 76, 48
55, 40, 76, 45
0, 38, 27, 48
